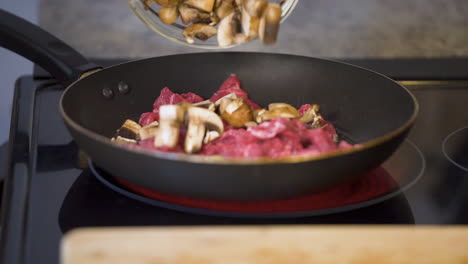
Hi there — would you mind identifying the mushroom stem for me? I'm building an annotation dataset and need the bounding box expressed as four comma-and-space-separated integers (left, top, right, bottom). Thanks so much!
258, 3, 281, 45
185, 120, 206, 153
155, 105, 185, 148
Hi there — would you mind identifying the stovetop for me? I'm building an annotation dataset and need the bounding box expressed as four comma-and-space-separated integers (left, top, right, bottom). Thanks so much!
2, 58, 468, 264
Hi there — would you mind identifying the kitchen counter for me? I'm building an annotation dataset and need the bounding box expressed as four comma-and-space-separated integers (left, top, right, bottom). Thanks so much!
38, 0, 468, 59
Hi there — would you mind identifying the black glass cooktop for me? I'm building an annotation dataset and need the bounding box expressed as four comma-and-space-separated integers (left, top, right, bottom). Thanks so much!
1, 58, 468, 264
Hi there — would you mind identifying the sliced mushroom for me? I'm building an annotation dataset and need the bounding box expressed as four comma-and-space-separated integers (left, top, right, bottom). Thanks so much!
253, 108, 266, 123
155, 105, 185, 148
256, 106, 299, 122
154, 0, 180, 7
159, 6, 179, 24
220, 98, 253, 128
184, 107, 224, 153
204, 130, 221, 144
299, 104, 320, 124
185, 0, 216, 12
244, 121, 258, 127
243, 0, 267, 17
268, 103, 300, 118
183, 24, 217, 44
241, 7, 260, 38
215, 0, 235, 19
193, 100, 216, 111
112, 136, 137, 144
114, 119, 141, 140
139, 121, 160, 140
179, 4, 200, 24
258, 3, 281, 45
217, 11, 247, 47
185, 119, 207, 153
214, 92, 238, 106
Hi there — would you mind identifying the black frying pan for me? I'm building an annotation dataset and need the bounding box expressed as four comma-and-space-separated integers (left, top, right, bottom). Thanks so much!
0, 10, 418, 201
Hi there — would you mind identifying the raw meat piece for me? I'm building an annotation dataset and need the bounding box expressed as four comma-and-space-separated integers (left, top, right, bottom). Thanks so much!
139, 112, 159, 126
247, 118, 288, 139
209, 74, 261, 110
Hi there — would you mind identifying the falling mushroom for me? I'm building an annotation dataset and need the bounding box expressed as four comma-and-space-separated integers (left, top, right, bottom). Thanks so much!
159, 6, 180, 24
215, 0, 235, 19
185, 0, 216, 12
183, 23, 218, 44
241, 7, 260, 38
258, 3, 281, 45
243, 0, 267, 17
154, 0, 181, 7
217, 11, 247, 47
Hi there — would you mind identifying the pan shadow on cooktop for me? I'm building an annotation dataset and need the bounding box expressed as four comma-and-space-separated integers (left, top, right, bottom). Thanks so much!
58, 169, 414, 232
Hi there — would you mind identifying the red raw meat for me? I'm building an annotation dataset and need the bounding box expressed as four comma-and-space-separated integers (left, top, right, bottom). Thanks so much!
181, 92, 204, 103
153, 87, 186, 109
209, 74, 261, 110
304, 128, 337, 153
153, 87, 204, 109
149, 87, 204, 123
247, 118, 288, 139
201, 118, 343, 158
298, 104, 312, 115
139, 112, 159, 126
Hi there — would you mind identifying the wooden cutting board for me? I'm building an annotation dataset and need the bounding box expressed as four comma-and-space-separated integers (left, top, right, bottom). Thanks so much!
61, 225, 468, 264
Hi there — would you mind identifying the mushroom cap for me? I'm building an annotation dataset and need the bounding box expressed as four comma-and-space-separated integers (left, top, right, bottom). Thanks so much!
187, 106, 224, 134
220, 98, 253, 128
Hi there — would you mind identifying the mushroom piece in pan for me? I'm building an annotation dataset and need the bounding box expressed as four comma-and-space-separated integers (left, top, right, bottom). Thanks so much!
155, 105, 185, 148
219, 97, 254, 128
139, 121, 160, 140
112, 136, 138, 144
193, 100, 216, 111
185, 107, 224, 153
256, 103, 300, 122
114, 119, 142, 141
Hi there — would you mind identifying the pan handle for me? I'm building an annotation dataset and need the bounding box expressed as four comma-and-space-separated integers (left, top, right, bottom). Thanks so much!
0, 9, 100, 84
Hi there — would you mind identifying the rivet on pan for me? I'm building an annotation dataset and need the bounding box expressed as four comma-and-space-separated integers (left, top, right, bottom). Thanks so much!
118, 81, 130, 94
102, 88, 114, 99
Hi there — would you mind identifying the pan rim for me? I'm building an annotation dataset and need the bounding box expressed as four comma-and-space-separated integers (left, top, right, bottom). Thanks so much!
59, 52, 419, 165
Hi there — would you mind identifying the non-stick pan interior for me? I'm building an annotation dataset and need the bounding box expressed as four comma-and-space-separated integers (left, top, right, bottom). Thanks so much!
61, 52, 416, 144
